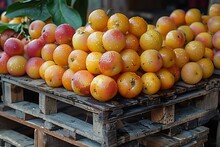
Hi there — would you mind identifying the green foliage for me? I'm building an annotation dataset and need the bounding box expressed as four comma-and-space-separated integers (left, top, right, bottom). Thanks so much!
0, 0, 88, 34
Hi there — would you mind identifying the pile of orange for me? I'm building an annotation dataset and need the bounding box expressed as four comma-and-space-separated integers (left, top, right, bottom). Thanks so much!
1, 4, 220, 102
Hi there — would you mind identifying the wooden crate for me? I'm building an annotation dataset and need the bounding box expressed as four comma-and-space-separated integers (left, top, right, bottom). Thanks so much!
0, 74, 219, 146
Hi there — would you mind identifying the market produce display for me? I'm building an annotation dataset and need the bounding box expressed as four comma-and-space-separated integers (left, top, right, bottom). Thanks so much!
0, 4, 220, 102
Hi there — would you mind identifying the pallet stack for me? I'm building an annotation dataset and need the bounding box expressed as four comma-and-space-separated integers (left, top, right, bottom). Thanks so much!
0, 74, 219, 147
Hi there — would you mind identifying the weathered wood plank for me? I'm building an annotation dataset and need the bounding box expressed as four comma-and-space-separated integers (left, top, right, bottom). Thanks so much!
0, 130, 34, 147
39, 93, 57, 115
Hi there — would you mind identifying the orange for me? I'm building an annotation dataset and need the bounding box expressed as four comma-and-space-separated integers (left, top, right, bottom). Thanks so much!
209, 3, 220, 16
207, 16, 220, 34
195, 32, 213, 49
167, 65, 181, 82
98, 51, 123, 77
197, 58, 214, 79
185, 8, 202, 25
87, 31, 105, 53
204, 47, 214, 61
88, 9, 109, 31
44, 65, 65, 87
177, 25, 194, 44
140, 49, 163, 72
181, 62, 203, 84
128, 16, 148, 37
117, 72, 142, 99
169, 9, 186, 27
62, 68, 75, 91
41, 43, 57, 61
107, 13, 129, 34
39, 60, 56, 79
141, 72, 161, 95
185, 41, 205, 62
159, 47, 176, 68
102, 29, 126, 52
173, 48, 189, 68
139, 29, 163, 50
90, 74, 118, 101
68, 50, 88, 72
86, 52, 102, 75
155, 16, 176, 38
53, 44, 72, 66
72, 29, 90, 52
189, 22, 207, 36
120, 49, 140, 72
147, 24, 156, 30
156, 68, 175, 90
124, 33, 139, 51
165, 30, 185, 49
71, 70, 94, 96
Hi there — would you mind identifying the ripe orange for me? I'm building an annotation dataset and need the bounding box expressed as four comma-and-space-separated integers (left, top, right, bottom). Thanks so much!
107, 13, 129, 34
88, 9, 109, 31
87, 31, 105, 53
117, 72, 142, 99
41, 43, 57, 61
209, 3, 220, 16
177, 25, 194, 44
53, 44, 72, 67
173, 48, 189, 68
98, 51, 123, 77
71, 70, 94, 96
68, 50, 88, 72
139, 29, 163, 50
124, 33, 139, 51
167, 65, 181, 82
62, 68, 75, 91
165, 30, 185, 49
195, 32, 213, 49
44, 65, 65, 87
102, 29, 126, 52
72, 29, 90, 52
159, 47, 176, 68
141, 72, 161, 95
207, 16, 220, 34
213, 50, 220, 69
181, 62, 203, 84
204, 47, 214, 61
155, 16, 176, 38
189, 22, 207, 36
128, 16, 148, 37
156, 68, 175, 90
120, 49, 140, 72
39, 60, 56, 79
169, 9, 186, 27
86, 52, 102, 75
197, 58, 214, 79
185, 8, 202, 25
90, 74, 118, 101
140, 49, 163, 72
185, 40, 205, 62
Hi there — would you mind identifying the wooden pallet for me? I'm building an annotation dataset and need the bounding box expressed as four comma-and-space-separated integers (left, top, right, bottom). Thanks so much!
0, 74, 218, 146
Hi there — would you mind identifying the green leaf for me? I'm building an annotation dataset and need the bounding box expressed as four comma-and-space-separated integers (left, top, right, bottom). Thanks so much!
47, 0, 82, 29
6, 1, 51, 21
0, 23, 22, 33
74, 0, 88, 26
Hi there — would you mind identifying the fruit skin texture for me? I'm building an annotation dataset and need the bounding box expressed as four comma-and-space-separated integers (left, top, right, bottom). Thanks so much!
7, 55, 27, 76
62, 68, 75, 91
159, 47, 176, 68
68, 50, 88, 72
185, 40, 205, 62
207, 16, 220, 34
213, 50, 220, 69
181, 62, 203, 85
141, 72, 161, 95
102, 29, 126, 52
55, 23, 75, 45
212, 31, 220, 50
165, 30, 185, 49
90, 74, 118, 102
197, 58, 214, 79
117, 72, 142, 99
4, 38, 24, 57
26, 39, 45, 58
88, 9, 108, 31
140, 49, 163, 73
25, 57, 45, 79
28, 20, 46, 39
156, 68, 175, 90
44, 65, 65, 87
0, 51, 10, 74
139, 29, 163, 51
0, 29, 21, 49
98, 51, 123, 77
39, 60, 56, 79
71, 70, 94, 96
